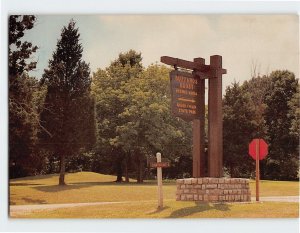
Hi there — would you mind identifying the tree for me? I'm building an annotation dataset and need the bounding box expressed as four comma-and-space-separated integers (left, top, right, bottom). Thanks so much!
112, 64, 192, 182
9, 15, 38, 76
92, 56, 193, 182
9, 15, 40, 178
263, 70, 299, 180
242, 75, 271, 138
91, 50, 143, 182
288, 85, 300, 141
39, 20, 95, 185
223, 82, 257, 177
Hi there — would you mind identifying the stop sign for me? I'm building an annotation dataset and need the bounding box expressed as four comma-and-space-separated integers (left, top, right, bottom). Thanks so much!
249, 138, 268, 160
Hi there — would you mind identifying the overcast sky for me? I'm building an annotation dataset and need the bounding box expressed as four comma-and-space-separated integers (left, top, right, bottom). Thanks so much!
24, 15, 299, 92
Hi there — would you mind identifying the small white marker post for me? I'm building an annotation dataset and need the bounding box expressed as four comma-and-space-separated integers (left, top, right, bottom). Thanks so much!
156, 152, 163, 209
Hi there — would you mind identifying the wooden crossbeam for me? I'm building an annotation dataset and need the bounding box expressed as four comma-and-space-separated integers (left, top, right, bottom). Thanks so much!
160, 56, 227, 78
161, 56, 210, 71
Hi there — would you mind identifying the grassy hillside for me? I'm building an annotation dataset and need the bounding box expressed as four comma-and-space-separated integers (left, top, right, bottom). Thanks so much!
10, 172, 175, 205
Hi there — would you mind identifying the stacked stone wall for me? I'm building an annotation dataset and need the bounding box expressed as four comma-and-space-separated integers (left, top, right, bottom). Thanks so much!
176, 178, 251, 202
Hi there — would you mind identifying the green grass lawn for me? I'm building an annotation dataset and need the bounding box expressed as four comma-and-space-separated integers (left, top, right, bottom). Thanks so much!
10, 172, 176, 205
9, 172, 299, 218
13, 200, 298, 218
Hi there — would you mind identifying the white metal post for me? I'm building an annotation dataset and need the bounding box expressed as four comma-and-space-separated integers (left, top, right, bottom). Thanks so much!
156, 152, 163, 208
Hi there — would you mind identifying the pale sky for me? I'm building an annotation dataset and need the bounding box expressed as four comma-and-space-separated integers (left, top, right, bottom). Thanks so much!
24, 15, 299, 93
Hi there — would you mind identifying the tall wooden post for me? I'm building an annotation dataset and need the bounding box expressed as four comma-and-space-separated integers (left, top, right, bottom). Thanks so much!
208, 55, 223, 177
192, 58, 206, 177
160, 55, 226, 178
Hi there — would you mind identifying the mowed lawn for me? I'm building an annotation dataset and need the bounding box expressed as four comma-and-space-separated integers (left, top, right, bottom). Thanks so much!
9, 172, 299, 218
10, 172, 176, 205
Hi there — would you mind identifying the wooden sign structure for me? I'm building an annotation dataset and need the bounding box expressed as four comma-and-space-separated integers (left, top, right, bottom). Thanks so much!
150, 161, 170, 168
161, 56, 226, 178
151, 152, 170, 209
170, 70, 202, 121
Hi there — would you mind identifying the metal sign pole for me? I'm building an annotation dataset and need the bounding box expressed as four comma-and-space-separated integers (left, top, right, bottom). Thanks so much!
156, 152, 163, 208
256, 139, 260, 201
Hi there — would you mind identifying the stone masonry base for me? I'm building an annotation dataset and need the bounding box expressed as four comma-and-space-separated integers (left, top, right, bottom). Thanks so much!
176, 177, 251, 202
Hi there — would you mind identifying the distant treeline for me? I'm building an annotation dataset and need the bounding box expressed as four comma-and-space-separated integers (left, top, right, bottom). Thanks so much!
9, 16, 299, 183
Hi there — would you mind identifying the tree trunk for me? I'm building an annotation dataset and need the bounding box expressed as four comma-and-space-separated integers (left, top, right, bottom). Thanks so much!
59, 155, 66, 185
124, 156, 129, 183
139, 157, 144, 183
116, 158, 123, 182
136, 166, 141, 183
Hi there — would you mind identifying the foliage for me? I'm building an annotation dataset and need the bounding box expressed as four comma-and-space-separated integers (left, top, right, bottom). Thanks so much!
263, 71, 299, 180
242, 75, 271, 137
288, 86, 300, 141
9, 15, 41, 178
223, 82, 256, 178
92, 57, 193, 182
39, 20, 96, 185
91, 50, 143, 181
224, 71, 299, 180
115, 64, 192, 180
9, 15, 38, 76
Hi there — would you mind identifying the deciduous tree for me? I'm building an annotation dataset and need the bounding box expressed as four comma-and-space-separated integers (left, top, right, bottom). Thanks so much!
263, 70, 299, 180
9, 15, 39, 178
92, 50, 143, 182
223, 82, 256, 177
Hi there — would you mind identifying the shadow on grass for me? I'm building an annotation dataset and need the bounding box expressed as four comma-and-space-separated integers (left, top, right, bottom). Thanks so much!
10, 174, 58, 181
69, 181, 129, 186
10, 183, 43, 186
33, 184, 87, 192
22, 197, 47, 204
33, 181, 167, 192
169, 202, 230, 218
147, 206, 170, 215
69, 181, 173, 186
12, 179, 174, 192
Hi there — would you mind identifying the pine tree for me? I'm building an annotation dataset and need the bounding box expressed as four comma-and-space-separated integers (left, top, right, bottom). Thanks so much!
39, 20, 95, 185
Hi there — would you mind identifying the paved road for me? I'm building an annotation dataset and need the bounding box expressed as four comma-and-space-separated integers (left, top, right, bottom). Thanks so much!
10, 201, 132, 217
251, 196, 299, 202
10, 196, 299, 217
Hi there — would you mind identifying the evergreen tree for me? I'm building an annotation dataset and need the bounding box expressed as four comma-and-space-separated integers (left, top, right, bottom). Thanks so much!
39, 20, 95, 185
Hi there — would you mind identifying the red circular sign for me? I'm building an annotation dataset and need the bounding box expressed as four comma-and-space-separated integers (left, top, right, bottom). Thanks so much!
249, 139, 268, 160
